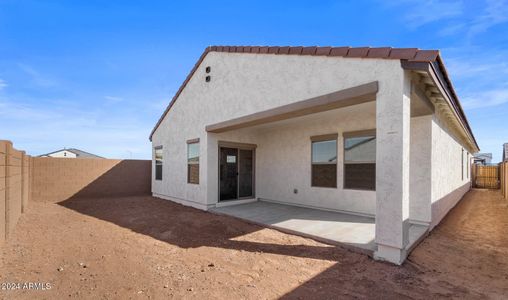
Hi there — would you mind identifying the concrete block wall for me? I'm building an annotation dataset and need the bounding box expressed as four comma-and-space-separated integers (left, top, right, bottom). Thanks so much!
1, 138, 151, 246
0, 140, 32, 245
31, 157, 151, 203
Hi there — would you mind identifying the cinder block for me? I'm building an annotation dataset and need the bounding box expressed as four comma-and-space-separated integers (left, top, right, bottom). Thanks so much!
0, 186, 5, 244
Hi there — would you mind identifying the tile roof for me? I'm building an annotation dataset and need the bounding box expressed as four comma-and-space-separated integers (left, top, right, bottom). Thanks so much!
149, 46, 473, 149
209, 46, 440, 61
39, 148, 104, 158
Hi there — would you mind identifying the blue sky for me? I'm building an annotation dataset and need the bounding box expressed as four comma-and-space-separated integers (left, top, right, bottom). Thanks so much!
0, 1, 507, 161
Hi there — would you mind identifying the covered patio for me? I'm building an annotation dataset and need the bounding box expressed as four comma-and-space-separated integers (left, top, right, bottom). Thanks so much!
204, 78, 435, 263
211, 200, 428, 256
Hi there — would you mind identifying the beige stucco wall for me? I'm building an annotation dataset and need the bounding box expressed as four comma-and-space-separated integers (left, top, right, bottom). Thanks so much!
207, 102, 376, 215
430, 113, 472, 228
408, 110, 472, 228
255, 103, 376, 215
409, 115, 433, 224
151, 52, 403, 212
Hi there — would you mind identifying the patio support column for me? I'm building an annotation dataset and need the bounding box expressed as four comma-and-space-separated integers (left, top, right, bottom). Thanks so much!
206, 133, 219, 206
374, 71, 412, 265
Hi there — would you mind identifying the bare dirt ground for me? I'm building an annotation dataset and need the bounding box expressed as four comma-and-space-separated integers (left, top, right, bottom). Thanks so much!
1, 189, 507, 299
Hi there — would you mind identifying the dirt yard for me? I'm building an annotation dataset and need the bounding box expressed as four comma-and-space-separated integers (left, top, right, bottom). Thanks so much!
1, 189, 507, 299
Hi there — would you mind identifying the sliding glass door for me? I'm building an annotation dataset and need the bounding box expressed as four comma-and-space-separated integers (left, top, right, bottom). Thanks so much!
219, 146, 255, 201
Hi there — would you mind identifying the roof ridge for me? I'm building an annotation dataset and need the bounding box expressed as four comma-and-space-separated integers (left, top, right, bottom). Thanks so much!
206, 46, 440, 62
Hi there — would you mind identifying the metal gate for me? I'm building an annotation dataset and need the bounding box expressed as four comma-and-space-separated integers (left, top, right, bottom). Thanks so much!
473, 165, 499, 189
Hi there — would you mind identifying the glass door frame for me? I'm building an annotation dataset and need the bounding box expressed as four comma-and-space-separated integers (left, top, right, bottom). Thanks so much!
218, 141, 256, 202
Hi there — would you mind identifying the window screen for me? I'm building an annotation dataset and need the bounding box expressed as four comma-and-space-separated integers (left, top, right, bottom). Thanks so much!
311, 138, 337, 188
344, 132, 376, 190
462, 149, 464, 180
187, 142, 199, 184
155, 147, 163, 180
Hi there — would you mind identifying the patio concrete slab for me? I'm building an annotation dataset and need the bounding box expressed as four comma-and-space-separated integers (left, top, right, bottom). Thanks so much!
211, 201, 377, 254
211, 200, 429, 256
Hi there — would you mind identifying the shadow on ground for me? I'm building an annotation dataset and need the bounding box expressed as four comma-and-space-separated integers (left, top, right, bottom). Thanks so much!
59, 195, 343, 261
57, 189, 508, 299
46, 150, 508, 300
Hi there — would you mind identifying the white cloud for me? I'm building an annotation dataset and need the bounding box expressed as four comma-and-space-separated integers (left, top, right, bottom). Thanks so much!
466, 0, 508, 41
382, 0, 464, 28
17, 63, 59, 88
462, 88, 508, 109
0, 79, 7, 90
104, 95, 124, 103
438, 23, 466, 36
383, 0, 508, 41
446, 58, 508, 80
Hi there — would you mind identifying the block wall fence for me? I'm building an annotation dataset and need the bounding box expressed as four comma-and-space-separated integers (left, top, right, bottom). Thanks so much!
32, 157, 151, 203
0, 140, 31, 245
501, 162, 508, 200
1, 139, 151, 246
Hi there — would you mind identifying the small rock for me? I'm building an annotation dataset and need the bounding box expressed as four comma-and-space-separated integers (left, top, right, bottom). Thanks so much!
208, 263, 215, 267
187, 288, 193, 291
79, 262, 87, 268
163, 285, 168, 289
201, 269, 205, 272
57, 267, 64, 272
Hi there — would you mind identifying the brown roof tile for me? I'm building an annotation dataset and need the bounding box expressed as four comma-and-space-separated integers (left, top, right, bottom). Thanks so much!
278, 46, 290, 54
302, 46, 317, 55
346, 47, 370, 57
315, 46, 332, 56
250, 46, 260, 53
289, 46, 303, 55
268, 46, 279, 54
367, 47, 392, 58
389, 48, 418, 59
259, 46, 269, 54
329, 47, 350, 56
411, 49, 439, 62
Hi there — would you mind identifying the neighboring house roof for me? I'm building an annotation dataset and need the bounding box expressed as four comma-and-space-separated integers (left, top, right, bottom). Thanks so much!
39, 148, 104, 158
473, 153, 492, 164
474, 153, 492, 159
504, 143, 508, 162
149, 45, 479, 152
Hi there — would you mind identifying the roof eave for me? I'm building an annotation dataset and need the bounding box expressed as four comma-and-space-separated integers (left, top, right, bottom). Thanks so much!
149, 47, 213, 141
401, 59, 479, 152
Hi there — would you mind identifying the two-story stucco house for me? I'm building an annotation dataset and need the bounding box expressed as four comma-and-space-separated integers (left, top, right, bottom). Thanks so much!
149, 46, 479, 264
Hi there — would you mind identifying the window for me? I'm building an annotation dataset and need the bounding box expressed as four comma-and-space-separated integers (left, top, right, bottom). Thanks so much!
187, 139, 200, 184
311, 134, 338, 188
467, 153, 469, 178
462, 149, 464, 180
155, 146, 163, 180
344, 130, 376, 190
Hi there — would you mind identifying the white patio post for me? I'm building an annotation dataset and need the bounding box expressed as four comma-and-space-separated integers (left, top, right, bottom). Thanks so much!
374, 71, 412, 264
